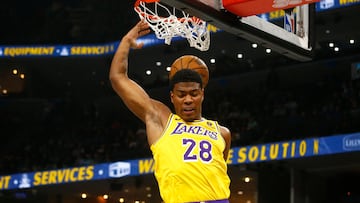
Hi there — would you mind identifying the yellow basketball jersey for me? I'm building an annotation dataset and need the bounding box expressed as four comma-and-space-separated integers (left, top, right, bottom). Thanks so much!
151, 114, 230, 203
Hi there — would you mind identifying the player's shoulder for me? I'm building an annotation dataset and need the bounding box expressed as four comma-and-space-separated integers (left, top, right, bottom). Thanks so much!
219, 125, 231, 135
150, 98, 171, 114
218, 124, 231, 147
147, 98, 172, 127
202, 117, 231, 135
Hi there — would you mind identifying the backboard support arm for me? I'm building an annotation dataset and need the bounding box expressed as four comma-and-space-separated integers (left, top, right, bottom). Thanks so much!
160, 0, 315, 61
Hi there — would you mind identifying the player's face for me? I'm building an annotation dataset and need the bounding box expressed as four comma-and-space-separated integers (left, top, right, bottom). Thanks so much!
170, 82, 204, 122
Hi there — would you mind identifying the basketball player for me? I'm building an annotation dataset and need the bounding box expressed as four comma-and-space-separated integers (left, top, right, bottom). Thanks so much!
109, 20, 231, 203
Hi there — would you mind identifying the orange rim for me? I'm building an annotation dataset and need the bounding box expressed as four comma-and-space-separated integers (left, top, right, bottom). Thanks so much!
134, 0, 160, 7
134, 1, 204, 25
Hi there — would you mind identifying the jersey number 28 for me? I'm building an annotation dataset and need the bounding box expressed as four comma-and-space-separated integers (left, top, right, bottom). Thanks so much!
182, 138, 212, 162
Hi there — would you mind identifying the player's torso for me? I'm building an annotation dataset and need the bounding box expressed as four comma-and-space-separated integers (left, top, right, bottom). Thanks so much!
151, 114, 230, 203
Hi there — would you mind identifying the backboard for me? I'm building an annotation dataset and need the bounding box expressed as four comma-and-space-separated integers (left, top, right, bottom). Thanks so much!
160, 0, 316, 61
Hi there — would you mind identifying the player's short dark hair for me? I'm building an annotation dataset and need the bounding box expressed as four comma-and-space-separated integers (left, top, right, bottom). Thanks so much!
169, 69, 202, 90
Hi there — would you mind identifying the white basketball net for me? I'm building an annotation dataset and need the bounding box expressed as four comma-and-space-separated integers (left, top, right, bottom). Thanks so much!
134, 0, 210, 51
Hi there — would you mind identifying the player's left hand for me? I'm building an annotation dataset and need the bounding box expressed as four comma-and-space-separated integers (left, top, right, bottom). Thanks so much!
124, 19, 151, 49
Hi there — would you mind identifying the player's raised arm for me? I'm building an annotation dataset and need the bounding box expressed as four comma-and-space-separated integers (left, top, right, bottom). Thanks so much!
109, 21, 165, 122
109, 20, 172, 145
109, 20, 151, 122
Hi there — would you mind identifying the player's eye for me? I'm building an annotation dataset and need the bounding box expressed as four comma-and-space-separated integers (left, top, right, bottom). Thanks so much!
176, 92, 186, 98
190, 90, 200, 97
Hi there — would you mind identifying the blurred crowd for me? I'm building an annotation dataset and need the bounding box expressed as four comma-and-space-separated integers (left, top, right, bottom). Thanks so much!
208, 76, 360, 146
1, 66, 360, 175
1, 0, 136, 45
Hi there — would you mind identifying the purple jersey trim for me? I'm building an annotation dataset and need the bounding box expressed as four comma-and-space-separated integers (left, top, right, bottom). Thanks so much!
190, 200, 229, 203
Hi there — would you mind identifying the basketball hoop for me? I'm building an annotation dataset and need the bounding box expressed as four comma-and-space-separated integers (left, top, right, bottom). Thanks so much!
134, 0, 210, 51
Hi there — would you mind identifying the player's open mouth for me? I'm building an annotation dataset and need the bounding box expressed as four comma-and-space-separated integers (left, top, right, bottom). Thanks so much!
183, 108, 195, 114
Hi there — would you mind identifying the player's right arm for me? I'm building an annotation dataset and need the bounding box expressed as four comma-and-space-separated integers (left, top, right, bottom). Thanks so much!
109, 20, 171, 145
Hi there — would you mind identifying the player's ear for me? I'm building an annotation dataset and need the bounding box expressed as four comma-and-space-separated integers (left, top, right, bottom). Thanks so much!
170, 91, 174, 104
